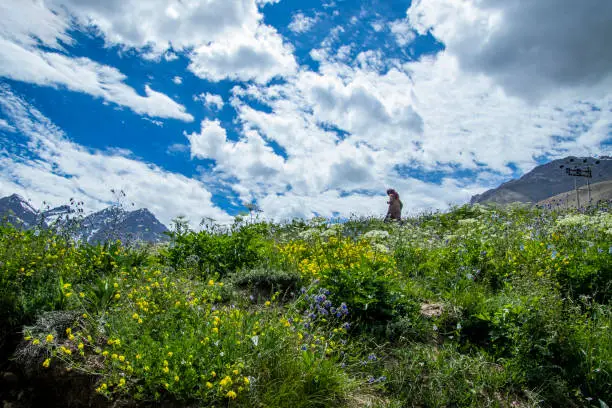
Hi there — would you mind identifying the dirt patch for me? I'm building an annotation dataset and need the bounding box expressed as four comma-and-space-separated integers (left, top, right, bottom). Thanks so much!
420, 303, 444, 318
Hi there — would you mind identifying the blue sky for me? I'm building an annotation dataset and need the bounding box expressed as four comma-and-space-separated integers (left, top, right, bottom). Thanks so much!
0, 0, 611, 225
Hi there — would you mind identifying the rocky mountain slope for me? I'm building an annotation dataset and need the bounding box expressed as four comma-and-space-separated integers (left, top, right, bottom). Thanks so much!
538, 179, 612, 208
0, 194, 169, 244
0, 194, 41, 229
471, 156, 612, 205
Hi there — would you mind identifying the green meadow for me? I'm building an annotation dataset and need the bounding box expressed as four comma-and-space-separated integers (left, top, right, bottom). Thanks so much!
1, 203, 610, 407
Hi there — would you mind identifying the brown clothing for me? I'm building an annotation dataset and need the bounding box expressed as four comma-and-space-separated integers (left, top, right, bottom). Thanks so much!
385, 196, 402, 221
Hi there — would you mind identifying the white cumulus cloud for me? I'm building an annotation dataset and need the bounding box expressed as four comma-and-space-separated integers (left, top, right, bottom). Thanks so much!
407, 0, 612, 100
0, 85, 230, 226
194, 93, 225, 111
0, 38, 193, 122
289, 12, 318, 33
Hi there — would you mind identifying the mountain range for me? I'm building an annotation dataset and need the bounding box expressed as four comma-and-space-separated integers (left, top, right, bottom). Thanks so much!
470, 156, 612, 205
0, 194, 169, 244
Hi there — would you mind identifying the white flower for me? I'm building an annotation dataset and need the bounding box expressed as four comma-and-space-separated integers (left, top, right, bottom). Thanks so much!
320, 229, 339, 238
298, 229, 319, 241
373, 243, 390, 253
363, 230, 389, 241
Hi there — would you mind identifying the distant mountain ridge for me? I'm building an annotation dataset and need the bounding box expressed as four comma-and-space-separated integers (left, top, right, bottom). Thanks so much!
471, 156, 612, 205
0, 193, 169, 244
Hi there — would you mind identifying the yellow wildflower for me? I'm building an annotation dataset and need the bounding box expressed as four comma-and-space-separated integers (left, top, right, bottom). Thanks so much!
208, 279, 215, 286
264, 301, 271, 307
206, 382, 213, 389
226, 390, 237, 399
114, 293, 121, 299
45, 334, 54, 343
42, 358, 50, 368
243, 377, 250, 385
219, 376, 232, 387
78, 343, 84, 351
119, 355, 125, 362
118, 378, 126, 387
163, 367, 169, 373
32, 339, 40, 345
174, 375, 180, 382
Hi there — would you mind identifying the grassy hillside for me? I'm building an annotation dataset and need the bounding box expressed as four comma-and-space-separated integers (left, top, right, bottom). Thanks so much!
539, 180, 612, 209
1, 204, 610, 407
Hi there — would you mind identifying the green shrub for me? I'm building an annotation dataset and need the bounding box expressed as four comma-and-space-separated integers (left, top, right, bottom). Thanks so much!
229, 267, 302, 301
162, 222, 273, 277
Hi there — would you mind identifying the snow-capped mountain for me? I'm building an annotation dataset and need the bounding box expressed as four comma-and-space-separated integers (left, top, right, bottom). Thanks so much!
73, 206, 169, 244
0, 194, 43, 229
0, 194, 169, 244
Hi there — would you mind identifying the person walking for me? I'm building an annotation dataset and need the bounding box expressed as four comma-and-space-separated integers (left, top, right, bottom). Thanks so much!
384, 188, 402, 222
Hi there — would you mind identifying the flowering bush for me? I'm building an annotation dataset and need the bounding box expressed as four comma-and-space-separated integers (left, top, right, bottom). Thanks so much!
277, 236, 410, 323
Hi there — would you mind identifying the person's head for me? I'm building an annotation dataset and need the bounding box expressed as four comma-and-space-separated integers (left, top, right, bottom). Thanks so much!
386, 188, 399, 200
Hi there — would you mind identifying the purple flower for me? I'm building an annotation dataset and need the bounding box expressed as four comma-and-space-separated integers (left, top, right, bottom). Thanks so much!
368, 353, 377, 361
342, 322, 351, 330
368, 377, 376, 384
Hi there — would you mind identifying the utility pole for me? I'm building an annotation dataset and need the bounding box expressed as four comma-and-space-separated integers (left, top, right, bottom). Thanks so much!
560, 158, 597, 208
574, 177, 579, 208
586, 178, 591, 203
